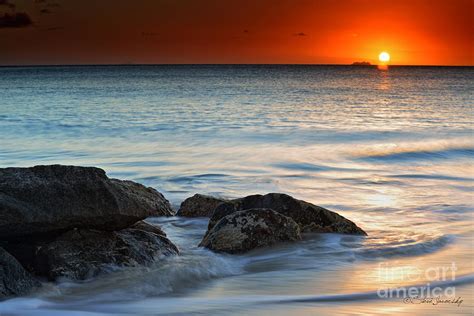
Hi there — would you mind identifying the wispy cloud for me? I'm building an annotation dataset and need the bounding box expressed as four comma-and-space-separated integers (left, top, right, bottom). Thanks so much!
0, 0, 15, 9
0, 13, 33, 28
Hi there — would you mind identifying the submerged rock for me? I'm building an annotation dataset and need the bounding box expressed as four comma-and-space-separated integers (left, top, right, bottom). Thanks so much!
177, 194, 227, 217
0, 165, 173, 239
33, 227, 179, 281
208, 193, 366, 235
199, 208, 301, 254
0, 247, 41, 298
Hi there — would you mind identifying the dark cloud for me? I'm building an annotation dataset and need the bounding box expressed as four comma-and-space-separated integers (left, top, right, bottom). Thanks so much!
40, 8, 52, 14
0, 0, 15, 9
0, 13, 33, 28
294, 32, 307, 36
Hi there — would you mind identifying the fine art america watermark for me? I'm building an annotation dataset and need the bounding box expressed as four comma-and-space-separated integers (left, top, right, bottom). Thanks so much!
376, 262, 463, 307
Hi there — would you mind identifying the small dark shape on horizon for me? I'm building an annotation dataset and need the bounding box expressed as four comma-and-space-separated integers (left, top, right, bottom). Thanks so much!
35, 0, 46, 3
294, 32, 307, 36
352, 61, 372, 66
0, 13, 33, 28
46, 2, 61, 8
0, 0, 15, 9
40, 9, 52, 14
243, 29, 249, 33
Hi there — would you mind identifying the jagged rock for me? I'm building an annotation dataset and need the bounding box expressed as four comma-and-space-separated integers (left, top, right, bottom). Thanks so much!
208, 193, 366, 235
33, 227, 179, 281
0, 247, 41, 298
199, 208, 301, 253
177, 194, 227, 217
0, 165, 173, 239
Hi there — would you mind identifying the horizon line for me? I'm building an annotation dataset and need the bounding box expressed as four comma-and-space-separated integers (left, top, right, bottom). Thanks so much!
0, 63, 472, 68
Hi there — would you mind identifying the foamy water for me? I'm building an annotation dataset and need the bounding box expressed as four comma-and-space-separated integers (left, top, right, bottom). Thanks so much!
0, 65, 472, 315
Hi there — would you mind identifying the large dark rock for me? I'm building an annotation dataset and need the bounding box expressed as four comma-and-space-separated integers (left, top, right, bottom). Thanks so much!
0, 247, 41, 298
177, 194, 227, 217
2, 221, 172, 279
208, 193, 366, 235
0, 165, 173, 239
33, 227, 179, 281
199, 208, 301, 254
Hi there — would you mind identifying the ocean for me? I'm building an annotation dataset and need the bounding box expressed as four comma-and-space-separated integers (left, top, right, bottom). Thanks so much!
0, 65, 473, 315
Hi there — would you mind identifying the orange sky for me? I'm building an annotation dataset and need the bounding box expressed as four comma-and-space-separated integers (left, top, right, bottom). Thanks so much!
0, 0, 472, 65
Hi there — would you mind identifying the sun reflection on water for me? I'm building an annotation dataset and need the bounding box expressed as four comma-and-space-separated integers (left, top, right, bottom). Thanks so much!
366, 192, 397, 208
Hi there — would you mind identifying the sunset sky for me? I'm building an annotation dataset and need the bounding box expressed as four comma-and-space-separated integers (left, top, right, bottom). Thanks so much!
0, 0, 472, 65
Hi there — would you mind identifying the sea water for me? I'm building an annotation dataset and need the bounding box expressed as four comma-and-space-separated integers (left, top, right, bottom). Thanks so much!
0, 65, 472, 315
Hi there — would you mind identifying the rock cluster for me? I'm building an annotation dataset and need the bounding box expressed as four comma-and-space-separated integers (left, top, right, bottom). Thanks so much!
1, 164, 368, 299
0, 165, 178, 299
208, 193, 367, 235
179, 193, 366, 254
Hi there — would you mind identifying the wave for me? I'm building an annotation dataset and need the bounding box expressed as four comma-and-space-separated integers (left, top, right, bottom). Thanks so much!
25, 249, 245, 307
267, 273, 474, 304
168, 173, 231, 183
0, 217, 464, 315
272, 162, 371, 173
106, 161, 175, 167
4, 274, 472, 315
388, 173, 474, 182
355, 145, 474, 163
356, 235, 455, 259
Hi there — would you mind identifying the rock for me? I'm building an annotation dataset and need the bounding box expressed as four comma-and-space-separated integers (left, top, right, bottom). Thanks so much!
0, 165, 173, 240
208, 193, 366, 235
2, 221, 172, 278
130, 221, 167, 237
199, 208, 301, 253
0, 247, 41, 298
0, 240, 44, 274
177, 194, 227, 217
33, 227, 179, 281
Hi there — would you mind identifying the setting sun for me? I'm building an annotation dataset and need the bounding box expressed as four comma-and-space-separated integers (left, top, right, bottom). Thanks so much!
379, 52, 391, 63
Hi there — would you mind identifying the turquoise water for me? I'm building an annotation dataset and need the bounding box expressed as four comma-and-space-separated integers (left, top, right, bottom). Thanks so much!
0, 65, 473, 315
